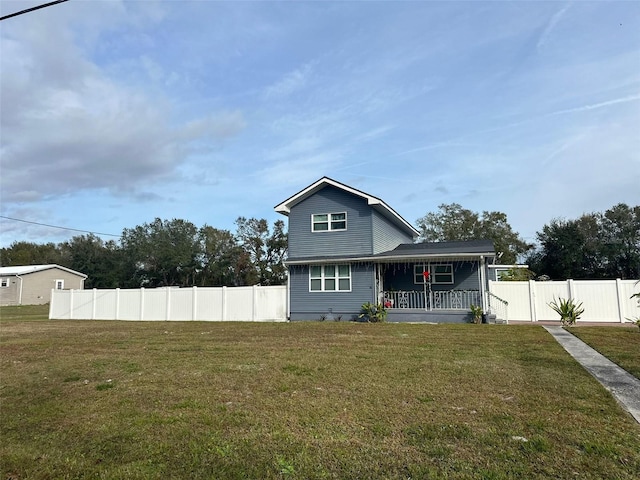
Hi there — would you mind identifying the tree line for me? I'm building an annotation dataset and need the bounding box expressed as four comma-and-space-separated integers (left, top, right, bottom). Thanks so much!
417, 202, 639, 280
1, 203, 638, 286
0, 217, 287, 289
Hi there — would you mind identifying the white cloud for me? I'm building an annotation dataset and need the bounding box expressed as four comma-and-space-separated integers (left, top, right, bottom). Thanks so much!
0, 2, 245, 204
264, 62, 315, 99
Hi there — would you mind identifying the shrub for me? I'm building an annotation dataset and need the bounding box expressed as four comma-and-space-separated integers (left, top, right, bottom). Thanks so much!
470, 304, 483, 324
359, 302, 387, 323
548, 297, 584, 326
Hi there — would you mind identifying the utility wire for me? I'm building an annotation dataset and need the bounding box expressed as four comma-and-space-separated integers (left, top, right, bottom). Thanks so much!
0, 0, 69, 22
0, 215, 121, 238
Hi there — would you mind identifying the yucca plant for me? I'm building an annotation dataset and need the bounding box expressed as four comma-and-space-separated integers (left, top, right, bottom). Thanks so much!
359, 302, 387, 323
470, 304, 483, 324
548, 297, 584, 326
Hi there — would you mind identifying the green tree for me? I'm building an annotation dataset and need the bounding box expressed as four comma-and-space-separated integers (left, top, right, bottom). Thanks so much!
120, 218, 201, 287
528, 204, 640, 280
416, 203, 531, 264
58, 235, 123, 288
600, 204, 640, 279
0, 241, 65, 266
198, 226, 245, 286
234, 217, 288, 285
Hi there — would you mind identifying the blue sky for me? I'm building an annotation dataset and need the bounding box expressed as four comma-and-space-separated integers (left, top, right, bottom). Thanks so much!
1, 0, 639, 249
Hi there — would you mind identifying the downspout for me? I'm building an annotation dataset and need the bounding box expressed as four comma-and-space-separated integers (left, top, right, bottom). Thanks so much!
17, 275, 24, 305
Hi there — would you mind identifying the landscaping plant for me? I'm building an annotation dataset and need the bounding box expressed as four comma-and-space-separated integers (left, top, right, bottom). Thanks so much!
358, 302, 387, 322
548, 297, 585, 326
470, 304, 483, 324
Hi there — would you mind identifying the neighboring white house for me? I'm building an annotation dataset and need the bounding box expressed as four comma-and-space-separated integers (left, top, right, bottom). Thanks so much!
0, 265, 87, 306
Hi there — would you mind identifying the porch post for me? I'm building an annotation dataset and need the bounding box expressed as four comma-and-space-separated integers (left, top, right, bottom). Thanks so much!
376, 264, 383, 304
479, 256, 488, 313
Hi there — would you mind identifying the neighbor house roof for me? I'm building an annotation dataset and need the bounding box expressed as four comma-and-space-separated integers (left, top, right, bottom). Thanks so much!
274, 176, 419, 237
285, 240, 496, 265
0, 264, 87, 278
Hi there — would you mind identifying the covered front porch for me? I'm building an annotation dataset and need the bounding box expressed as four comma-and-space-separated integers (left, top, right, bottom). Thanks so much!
372, 244, 494, 323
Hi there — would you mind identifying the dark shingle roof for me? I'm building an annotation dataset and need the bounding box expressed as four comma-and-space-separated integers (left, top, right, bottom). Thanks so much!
383, 240, 495, 257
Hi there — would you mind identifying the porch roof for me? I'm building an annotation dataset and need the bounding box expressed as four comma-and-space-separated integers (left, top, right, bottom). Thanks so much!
285, 240, 495, 265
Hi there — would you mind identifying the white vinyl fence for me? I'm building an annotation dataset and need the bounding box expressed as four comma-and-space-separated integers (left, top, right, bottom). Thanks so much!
488, 279, 639, 323
49, 285, 288, 322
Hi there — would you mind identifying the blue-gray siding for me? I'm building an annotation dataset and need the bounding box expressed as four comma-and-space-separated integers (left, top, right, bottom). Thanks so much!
287, 185, 413, 259
289, 263, 375, 320
288, 186, 372, 259
382, 261, 480, 292
371, 209, 414, 254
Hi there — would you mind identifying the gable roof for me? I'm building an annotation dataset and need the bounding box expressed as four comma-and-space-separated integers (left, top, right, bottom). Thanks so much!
0, 264, 87, 278
274, 176, 419, 237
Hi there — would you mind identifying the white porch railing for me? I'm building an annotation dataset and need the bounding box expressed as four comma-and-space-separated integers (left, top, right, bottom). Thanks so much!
383, 290, 481, 310
487, 292, 509, 324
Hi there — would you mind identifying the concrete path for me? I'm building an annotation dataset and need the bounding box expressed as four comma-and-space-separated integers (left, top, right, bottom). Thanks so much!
544, 326, 640, 424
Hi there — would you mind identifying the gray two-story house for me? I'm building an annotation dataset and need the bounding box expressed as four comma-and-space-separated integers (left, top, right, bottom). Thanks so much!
275, 177, 500, 323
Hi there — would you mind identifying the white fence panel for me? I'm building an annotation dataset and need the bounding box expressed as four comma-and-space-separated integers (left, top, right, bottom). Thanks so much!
574, 281, 619, 322
256, 286, 287, 321
168, 288, 195, 321
489, 279, 639, 322
118, 289, 141, 320
534, 282, 570, 321
195, 288, 224, 321
94, 289, 117, 320
488, 282, 531, 321
49, 285, 288, 322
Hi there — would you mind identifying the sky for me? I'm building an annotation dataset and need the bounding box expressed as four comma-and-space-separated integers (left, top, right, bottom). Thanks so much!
1, 0, 639, 250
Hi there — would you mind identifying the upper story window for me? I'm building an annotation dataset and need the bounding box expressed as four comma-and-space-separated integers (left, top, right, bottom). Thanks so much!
414, 264, 454, 285
1, 278, 9, 288
312, 212, 347, 232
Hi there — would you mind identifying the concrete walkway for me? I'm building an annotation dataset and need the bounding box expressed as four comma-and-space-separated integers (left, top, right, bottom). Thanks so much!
544, 326, 640, 424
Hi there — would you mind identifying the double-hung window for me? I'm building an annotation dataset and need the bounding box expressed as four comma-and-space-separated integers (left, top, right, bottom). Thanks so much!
312, 212, 347, 232
414, 264, 454, 285
310, 264, 351, 292
0, 278, 9, 288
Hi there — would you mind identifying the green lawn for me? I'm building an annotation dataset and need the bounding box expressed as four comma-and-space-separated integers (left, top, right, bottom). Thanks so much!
2, 313, 639, 479
567, 326, 640, 379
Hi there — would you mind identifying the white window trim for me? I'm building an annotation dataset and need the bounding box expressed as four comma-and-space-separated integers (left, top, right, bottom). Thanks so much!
311, 212, 347, 232
413, 264, 455, 285
55, 279, 65, 290
1, 278, 9, 288
309, 264, 351, 292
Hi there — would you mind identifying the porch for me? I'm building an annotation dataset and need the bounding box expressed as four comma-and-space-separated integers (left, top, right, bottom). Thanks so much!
382, 289, 481, 311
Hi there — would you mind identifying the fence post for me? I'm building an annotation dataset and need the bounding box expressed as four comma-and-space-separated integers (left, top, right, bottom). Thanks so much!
568, 279, 575, 299
192, 286, 198, 321
615, 278, 625, 323
222, 286, 227, 321
92, 289, 97, 320
252, 285, 258, 321
115, 288, 120, 321
139, 288, 145, 321
165, 288, 171, 321
69, 289, 75, 320
528, 280, 537, 322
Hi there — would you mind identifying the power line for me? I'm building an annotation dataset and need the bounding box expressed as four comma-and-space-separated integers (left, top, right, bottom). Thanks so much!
0, 0, 69, 22
0, 215, 121, 238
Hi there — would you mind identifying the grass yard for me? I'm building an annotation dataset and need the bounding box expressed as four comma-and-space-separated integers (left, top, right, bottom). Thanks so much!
567, 326, 640, 380
1, 310, 639, 479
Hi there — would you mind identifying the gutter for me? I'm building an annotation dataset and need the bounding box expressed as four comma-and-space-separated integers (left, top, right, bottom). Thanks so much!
285, 252, 497, 266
